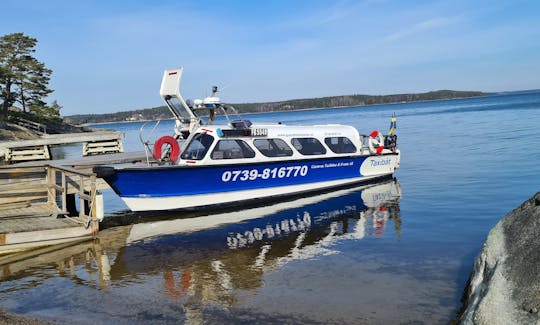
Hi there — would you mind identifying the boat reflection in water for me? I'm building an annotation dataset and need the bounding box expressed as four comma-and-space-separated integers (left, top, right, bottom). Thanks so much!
0, 178, 401, 324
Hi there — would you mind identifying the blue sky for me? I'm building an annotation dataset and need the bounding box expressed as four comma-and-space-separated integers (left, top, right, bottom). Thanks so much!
2, 0, 539, 116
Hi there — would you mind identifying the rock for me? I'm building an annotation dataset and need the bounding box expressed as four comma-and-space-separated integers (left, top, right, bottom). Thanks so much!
0, 310, 53, 325
0, 122, 39, 141
0, 120, 92, 142
457, 192, 540, 324
41, 119, 92, 134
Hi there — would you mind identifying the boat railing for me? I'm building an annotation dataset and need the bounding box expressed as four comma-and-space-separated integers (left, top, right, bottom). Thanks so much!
216, 103, 252, 128
139, 120, 162, 165
359, 134, 398, 153
384, 134, 398, 152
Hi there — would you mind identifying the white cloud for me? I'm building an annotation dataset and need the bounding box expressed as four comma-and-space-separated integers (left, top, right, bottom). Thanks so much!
384, 16, 461, 41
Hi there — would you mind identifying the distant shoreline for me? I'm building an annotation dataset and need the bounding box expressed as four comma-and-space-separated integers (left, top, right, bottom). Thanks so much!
80, 119, 167, 127
65, 89, 487, 125
66, 88, 540, 126
78, 92, 490, 126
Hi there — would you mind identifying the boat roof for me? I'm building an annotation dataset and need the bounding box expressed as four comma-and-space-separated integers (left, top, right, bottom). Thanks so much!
195, 122, 361, 139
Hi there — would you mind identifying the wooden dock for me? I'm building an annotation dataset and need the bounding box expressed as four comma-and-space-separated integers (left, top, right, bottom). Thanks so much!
0, 164, 100, 254
0, 151, 149, 254
0, 131, 124, 163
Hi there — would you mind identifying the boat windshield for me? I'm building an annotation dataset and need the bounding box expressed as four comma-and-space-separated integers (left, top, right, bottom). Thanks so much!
180, 133, 214, 160
165, 96, 196, 122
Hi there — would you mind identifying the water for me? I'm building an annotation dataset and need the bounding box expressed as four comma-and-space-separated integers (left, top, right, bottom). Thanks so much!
1, 91, 540, 324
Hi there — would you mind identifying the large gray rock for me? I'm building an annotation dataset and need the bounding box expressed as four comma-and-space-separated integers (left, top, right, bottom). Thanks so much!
459, 192, 540, 324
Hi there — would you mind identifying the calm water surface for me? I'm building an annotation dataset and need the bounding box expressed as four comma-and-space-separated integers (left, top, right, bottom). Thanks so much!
1, 91, 540, 324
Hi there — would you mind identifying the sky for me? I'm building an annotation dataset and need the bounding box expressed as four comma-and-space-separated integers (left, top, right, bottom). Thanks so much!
1, 0, 539, 116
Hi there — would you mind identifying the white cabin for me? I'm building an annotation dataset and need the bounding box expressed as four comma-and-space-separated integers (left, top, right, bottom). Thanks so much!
177, 122, 386, 166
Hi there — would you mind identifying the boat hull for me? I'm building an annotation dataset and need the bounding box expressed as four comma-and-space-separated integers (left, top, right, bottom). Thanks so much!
96, 153, 400, 211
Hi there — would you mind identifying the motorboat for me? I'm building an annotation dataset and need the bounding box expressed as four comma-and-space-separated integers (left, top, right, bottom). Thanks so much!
94, 67, 400, 212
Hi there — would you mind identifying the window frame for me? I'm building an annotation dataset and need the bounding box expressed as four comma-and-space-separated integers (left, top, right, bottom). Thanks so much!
291, 137, 327, 156
180, 132, 215, 160
324, 136, 357, 154
210, 139, 256, 160
253, 138, 294, 157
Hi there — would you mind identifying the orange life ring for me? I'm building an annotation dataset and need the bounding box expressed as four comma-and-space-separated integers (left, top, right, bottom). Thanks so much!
368, 130, 384, 155
153, 136, 180, 162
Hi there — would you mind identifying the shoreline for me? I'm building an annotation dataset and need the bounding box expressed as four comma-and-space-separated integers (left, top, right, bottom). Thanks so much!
77, 93, 494, 126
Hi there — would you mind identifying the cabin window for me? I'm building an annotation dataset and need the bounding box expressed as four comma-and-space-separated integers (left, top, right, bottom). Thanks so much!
324, 137, 357, 154
211, 139, 256, 159
253, 139, 293, 157
180, 133, 214, 160
291, 138, 327, 155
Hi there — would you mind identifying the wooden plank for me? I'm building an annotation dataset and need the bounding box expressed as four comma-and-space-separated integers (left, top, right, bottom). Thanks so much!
0, 182, 47, 193
0, 172, 109, 209
0, 202, 31, 210
5, 146, 50, 162
0, 174, 47, 187
0, 166, 45, 174
8, 148, 46, 156
0, 236, 93, 255
5, 224, 92, 245
86, 140, 121, 147
0, 202, 53, 218
83, 139, 123, 156
48, 164, 95, 177
5, 150, 148, 168
0, 233, 5, 245
0, 194, 47, 206
0, 238, 93, 269
0, 215, 84, 233
0, 131, 124, 148
84, 147, 122, 155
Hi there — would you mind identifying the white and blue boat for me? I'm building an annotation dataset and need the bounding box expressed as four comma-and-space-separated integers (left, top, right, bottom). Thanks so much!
94, 67, 400, 212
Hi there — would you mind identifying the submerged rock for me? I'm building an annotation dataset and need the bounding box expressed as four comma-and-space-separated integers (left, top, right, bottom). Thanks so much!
458, 192, 540, 324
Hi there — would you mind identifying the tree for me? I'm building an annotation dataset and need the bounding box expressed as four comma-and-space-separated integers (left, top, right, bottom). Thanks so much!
30, 99, 62, 119
16, 59, 52, 112
0, 32, 53, 120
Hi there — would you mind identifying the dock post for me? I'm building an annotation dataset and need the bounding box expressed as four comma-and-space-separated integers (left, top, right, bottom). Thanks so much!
90, 174, 99, 236
60, 171, 67, 213
46, 167, 57, 214
79, 175, 85, 218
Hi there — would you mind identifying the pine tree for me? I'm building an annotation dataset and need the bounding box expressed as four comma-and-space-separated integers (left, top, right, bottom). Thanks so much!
17, 59, 52, 112
0, 32, 53, 120
30, 99, 62, 119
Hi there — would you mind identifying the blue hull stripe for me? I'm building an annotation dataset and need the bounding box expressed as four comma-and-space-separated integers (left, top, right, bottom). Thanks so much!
108, 156, 379, 198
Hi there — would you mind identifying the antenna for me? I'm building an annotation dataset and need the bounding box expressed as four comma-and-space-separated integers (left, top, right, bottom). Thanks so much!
209, 84, 231, 97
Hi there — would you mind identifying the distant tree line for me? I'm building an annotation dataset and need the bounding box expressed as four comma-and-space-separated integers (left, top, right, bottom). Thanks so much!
65, 89, 484, 125
233, 90, 484, 113
65, 106, 173, 125
0, 32, 61, 122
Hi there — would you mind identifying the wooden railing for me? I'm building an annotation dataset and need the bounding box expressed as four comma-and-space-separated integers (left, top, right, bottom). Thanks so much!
46, 164, 100, 235
0, 164, 101, 235
0, 165, 46, 201
11, 117, 47, 135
